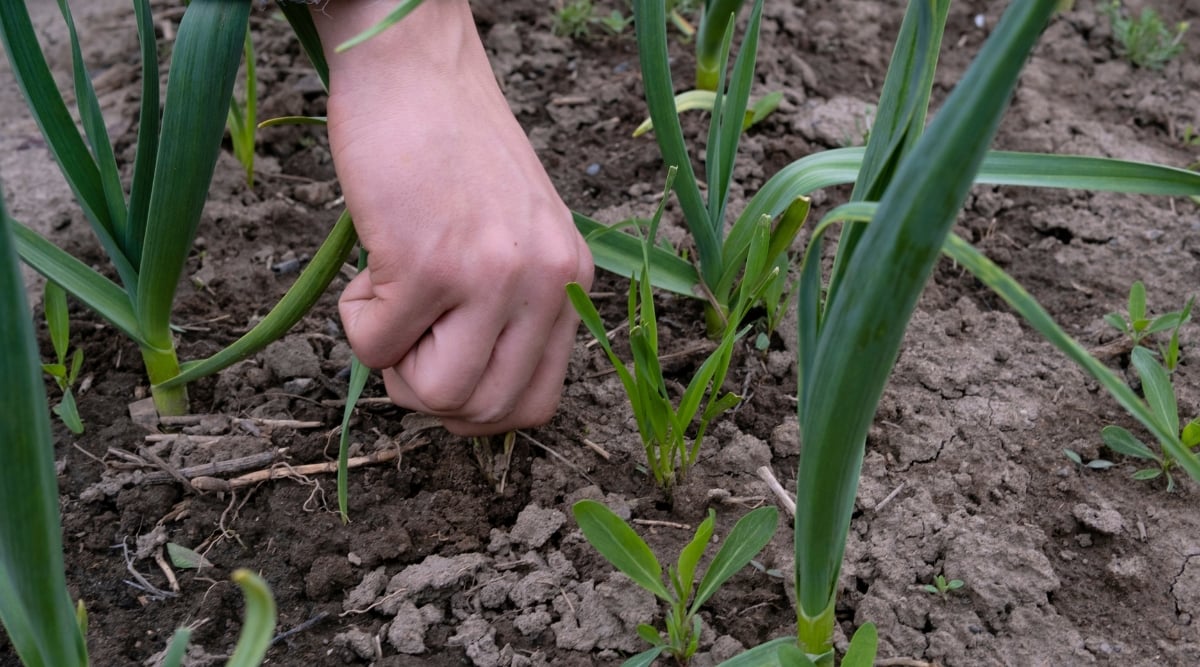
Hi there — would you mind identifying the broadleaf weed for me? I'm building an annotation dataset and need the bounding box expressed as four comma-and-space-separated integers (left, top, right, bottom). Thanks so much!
1103, 0, 1189, 70
1102, 347, 1199, 491
573, 500, 777, 665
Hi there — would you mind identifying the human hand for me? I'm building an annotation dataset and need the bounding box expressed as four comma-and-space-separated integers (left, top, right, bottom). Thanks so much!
313, 1, 593, 436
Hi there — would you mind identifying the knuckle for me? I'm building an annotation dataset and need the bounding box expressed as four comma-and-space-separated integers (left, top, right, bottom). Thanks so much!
413, 379, 472, 414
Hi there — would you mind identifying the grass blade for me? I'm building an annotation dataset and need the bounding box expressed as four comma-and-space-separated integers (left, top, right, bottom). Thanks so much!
573, 211, 701, 297
623, 646, 667, 667
161, 210, 357, 388
676, 511, 716, 601
226, 570, 277, 667
336, 249, 371, 523
44, 281, 69, 363
337, 357, 370, 523
159, 628, 192, 667
335, 0, 426, 52
0, 191, 88, 667
826, 0, 949, 307
714, 637, 806, 667
573, 500, 672, 601
976, 152, 1200, 194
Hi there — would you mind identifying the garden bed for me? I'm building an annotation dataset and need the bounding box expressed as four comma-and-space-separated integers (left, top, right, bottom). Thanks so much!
2, 0, 1199, 665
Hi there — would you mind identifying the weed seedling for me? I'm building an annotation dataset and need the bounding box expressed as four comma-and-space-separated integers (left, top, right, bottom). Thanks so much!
553, 0, 599, 38
226, 27, 258, 187
1103, 1, 1189, 70
569, 169, 771, 489
1103, 281, 1192, 355
1063, 448, 1115, 470
471, 431, 517, 493
1101, 348, 1200, 491
40, 281, 84, 434
573, 500, 777, 666
922, 574, 964, 598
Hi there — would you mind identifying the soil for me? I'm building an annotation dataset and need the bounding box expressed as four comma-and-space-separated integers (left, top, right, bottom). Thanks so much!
2, 0, 1200, 665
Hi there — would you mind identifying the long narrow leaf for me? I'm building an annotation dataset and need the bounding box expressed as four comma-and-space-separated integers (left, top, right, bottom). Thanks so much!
127, 0, 159, 259
795, 0, 1057, 640
0, 0, 138, 292
136, 0, 250, 351
1101, 425, 1158, 461
56, 0, 128, 253
676, 511, 716, 602
0, 191, 88, 667
337, 357, 370, 523
623, 646, 667, 667
801, 197, 1200, 483
710, 0, 764, 230
159, 628, 192, 667
574, 211, 701, 297
634, 0, 718, 287
826, 0, 949, 307
943, 233, 1199, 481
276, 1, 330, 90
162, 210, 357, 388
12, 220, 145, 346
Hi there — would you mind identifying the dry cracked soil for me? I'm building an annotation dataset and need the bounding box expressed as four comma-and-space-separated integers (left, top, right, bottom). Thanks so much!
2, 0, 1200, 665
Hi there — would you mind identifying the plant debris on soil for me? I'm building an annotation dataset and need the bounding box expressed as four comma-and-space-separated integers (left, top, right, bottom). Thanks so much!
2, 0, 1199, 665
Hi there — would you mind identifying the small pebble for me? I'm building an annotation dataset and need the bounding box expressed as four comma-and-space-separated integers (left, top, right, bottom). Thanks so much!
282, 377, 315, 394
974, 14, 986, 29
586, 163, 602, 176
613, 61, 630, 73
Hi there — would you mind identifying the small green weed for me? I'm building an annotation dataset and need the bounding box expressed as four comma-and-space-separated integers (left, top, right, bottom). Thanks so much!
1102, 347, 1200, 491
1103, 1, 1189, 70
1182, 125, 1200, 149
1063, 448, 1114, 470
568, 169, 774, 489
40, 281, 84, 434
1103, 280, 1193, 368
922, 574, 964, 598
553, 0, 597, 38
573, 500, 777, 666
226, 28, 257, 187
553, 1, 631, 38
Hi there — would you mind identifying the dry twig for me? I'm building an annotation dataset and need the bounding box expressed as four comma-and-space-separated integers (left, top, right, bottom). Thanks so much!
756, 466, 796, 517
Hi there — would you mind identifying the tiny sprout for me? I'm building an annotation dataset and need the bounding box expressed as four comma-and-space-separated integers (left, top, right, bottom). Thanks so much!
922, 574, 964, 597
1063, 448, 1115, 470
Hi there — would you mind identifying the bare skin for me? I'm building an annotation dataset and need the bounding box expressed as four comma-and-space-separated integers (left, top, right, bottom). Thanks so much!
312, 1, 594, 436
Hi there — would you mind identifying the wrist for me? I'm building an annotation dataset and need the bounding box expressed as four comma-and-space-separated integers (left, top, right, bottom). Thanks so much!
311, 0, 487, 97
